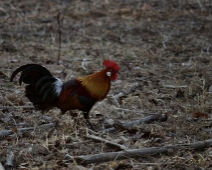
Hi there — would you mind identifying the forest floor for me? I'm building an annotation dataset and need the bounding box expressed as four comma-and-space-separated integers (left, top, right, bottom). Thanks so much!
0, 0, 212, 169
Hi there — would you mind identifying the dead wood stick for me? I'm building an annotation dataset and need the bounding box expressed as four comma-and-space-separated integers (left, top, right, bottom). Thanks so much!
0, 106, 34, 109
67, 139, 212, 165
138, 162, 174, 166
0, 162, 5, 170
57, 12, 62, 63
112, 83, 139, 107
0, 123, 55, 139
5, 149, 14, 167
162, 84, 188, 88
86, 134, 127, 150
65, 140, 92, 148
102, 114, 167, 133
113, 83, 139, 100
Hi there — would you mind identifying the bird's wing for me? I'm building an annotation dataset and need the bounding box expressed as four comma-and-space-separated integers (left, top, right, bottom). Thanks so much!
58, 79, 96, 111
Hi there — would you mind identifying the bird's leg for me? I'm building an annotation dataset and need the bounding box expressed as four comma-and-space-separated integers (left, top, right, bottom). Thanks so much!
68, 110, 80, 127
54, 111, 65, 128
80, 106, 97, 131
53, 110, 67, 130
83, 112, 95, 131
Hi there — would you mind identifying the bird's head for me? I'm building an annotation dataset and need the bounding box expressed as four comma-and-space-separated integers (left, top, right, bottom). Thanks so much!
103, 60, 119, 81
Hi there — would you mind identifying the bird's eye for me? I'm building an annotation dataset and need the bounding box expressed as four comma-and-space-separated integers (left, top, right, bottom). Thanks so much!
106, 71, 111, 77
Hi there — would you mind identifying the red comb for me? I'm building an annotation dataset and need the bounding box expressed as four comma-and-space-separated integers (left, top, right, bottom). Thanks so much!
103, 60, 119, 72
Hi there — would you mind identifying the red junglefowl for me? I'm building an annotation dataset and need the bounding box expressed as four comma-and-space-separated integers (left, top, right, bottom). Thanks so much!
10, 60, 119, 128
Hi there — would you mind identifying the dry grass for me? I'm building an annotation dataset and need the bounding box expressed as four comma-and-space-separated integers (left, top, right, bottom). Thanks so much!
0, 0, 212, 169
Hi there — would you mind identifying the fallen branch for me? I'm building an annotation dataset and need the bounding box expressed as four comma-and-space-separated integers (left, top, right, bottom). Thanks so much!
0, 162, 5, 170
65, 140, 92, 149
0, 106, 34, 110
86, 134, 127, 150
66, 139, 212, 165
0, 123, 55, 139
112, 83, 139, 107
162, 84, 188, 88
102, 114, 167, 133
114, 83, 139, 98
5, 149, 14, 168
138, 162, 174, 166
57, 11, 62, 63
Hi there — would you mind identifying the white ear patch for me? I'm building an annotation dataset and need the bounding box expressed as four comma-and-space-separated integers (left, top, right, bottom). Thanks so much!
106, 71, 111, 77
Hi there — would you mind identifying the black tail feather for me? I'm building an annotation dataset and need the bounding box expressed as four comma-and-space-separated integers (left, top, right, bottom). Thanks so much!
35, 76, 52, 91
11, 64, 62, 111
38, 79, 56, 96
10, 64, 52, 85
25, 85, 43, 105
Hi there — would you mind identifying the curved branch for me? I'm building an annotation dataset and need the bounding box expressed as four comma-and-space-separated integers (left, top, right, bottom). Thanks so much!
66, 139, 212, 165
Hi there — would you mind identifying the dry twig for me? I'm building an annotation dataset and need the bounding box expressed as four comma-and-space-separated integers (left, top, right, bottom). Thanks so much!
66, 139, 212, 165
0, 123, 55, 139
0, 106, 34, 110
57, 12, 62, 63
102, 114, 167, 133
5, 149, 14, 168
86, 134, 127, 150
112, 83, 139, 107
0, 162, 5, 170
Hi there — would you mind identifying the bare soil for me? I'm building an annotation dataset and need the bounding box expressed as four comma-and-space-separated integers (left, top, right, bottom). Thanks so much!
0, 0, 212, 169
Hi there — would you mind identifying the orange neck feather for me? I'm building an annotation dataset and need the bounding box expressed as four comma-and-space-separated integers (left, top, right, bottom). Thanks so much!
77, 69, 111, 101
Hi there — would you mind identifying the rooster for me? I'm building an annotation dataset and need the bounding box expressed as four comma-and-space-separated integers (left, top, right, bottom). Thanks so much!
10, 60, 119, 128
